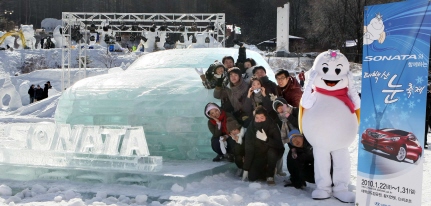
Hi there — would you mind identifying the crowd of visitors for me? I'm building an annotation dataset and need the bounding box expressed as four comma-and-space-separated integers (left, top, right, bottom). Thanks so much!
27, 81, 52, 104
197, 43, 307, 187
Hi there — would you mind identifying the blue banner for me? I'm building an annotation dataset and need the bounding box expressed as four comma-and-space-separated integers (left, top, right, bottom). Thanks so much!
357, 1, 431, 205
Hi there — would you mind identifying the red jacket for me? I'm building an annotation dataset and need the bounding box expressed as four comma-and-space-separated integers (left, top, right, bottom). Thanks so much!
277, 76, 303, 107
298, 72, 305, 81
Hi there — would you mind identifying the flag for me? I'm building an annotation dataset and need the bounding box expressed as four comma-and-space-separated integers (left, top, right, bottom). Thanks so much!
226, 25, 233, 32
235, 27, 241, 34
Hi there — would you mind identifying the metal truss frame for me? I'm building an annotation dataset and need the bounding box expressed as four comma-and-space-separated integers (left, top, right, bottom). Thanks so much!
61, 12, 225, 90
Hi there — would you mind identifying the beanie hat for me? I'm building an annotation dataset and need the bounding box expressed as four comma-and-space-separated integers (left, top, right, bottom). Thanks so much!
272, 97, 288, 111
213, 62, 225, 72
252, 66, 266, 74
228, 67, 242, 77
288, 129, 302, 143
205, 61, 225, 80
205, 103, 220, 115
226, 117, 241, 132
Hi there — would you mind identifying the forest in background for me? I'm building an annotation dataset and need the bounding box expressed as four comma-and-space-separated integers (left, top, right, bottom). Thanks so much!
0, 0, 401, 62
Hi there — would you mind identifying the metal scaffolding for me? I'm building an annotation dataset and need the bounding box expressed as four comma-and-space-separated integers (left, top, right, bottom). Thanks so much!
61, 12, 226, 90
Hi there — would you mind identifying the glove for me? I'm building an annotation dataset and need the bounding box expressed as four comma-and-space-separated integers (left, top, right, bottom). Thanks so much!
233, 39, 243, 47
347, 71, 361, 110
291, 148, 298, 159
194, 68, 204, 76
307, 69, 318, 83
269, 93, 277, 102
215, 76, 224, 87
256, 129, 267, 141
301, 69, 318, 109
242, 170, 249, 181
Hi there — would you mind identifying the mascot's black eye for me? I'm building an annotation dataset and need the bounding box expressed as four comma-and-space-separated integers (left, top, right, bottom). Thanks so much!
335, 68, 341, 75
322, 67, 328, 74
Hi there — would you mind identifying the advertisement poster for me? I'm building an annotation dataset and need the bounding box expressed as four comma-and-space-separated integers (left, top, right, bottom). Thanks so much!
357, 1, 431, 206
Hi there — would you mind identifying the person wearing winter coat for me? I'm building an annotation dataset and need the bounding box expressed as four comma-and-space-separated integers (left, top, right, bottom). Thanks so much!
243, 77, 273, 122
242, 106, 285, 185
272, 97, 300, 176
204, 102, 236, 162
195, 61, 228, 89
298, 70, 306, 88
195, 42, 247, 89
253, 66, 279, 98
242, 58, 257, 84
275, 69, 303, 107
43, 81, 52, 99
34, 85, 44, 101
28, 84, 35, 104
284, 129, 315, 189
226, 116, 247, 173
214, 67, 250, 126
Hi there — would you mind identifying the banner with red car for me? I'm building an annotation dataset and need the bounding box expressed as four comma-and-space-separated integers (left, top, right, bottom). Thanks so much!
357, 1, 431, 205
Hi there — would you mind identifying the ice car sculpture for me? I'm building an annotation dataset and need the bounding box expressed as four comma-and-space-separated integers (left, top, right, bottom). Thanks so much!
55, 48, 275, 159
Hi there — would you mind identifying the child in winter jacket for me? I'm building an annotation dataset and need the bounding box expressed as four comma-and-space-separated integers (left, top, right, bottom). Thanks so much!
284, 129, 315, 189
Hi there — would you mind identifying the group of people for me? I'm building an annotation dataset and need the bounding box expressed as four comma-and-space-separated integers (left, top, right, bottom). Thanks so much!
27, 81, 51, 104
197, 43, 314, 188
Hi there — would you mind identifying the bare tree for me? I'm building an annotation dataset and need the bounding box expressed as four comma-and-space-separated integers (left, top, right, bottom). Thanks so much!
96, 52, 117, 68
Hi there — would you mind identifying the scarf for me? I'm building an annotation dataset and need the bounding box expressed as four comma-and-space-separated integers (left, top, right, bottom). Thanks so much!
278, 114, 295, 141
315, 87, 355, 113
229, 79, 249, 112
209, 110, 228, 134
252, 92, 263, 109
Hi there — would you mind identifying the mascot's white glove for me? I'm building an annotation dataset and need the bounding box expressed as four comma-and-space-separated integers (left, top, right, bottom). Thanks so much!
301, 69, 318, 109
256, 129, 267, 141
194, 68, 204, 76
242, 171, 249, 181
347, 71, 361, 110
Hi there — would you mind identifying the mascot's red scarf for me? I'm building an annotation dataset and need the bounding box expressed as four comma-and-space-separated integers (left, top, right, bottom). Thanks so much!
315, 87, 355, 113
209, 110, 229, 134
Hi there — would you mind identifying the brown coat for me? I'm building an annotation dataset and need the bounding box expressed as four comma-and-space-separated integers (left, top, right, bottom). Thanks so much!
277, 76, 303, 107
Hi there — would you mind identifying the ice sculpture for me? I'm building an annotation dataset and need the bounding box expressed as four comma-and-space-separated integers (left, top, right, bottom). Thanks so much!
0, 123, 161, 172
155, 31, 166, 51
143, 30, 157, 52
0, 76, 23, 110
53, 25, 68, 48
19, 80, 31, 105
55, 48, 274, 160
41, 18, 62, 33
187, 33, 218, 48
21, 25, 36, 49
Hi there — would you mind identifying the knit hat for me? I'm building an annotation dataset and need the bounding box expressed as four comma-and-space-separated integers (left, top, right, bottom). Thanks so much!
226, 117, 241, 132
228, 67, 242, 77
252, 66, 266, 74
205, 103, 220, 115
288, 129, 302, 143
205, 61, 225, 80
272, 97, 288, 111
212, 61, 225, 71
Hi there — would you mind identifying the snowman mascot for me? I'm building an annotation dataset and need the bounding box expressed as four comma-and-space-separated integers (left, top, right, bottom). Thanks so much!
300, 50, 360, 203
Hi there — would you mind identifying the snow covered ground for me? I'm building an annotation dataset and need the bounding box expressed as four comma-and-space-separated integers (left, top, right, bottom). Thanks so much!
0, 47, 429, 206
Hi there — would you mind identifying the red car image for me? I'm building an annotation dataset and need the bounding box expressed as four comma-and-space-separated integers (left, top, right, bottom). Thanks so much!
361, 128, 422, 163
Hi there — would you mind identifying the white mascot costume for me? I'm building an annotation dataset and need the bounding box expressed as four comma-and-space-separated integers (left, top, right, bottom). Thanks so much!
300, 50, 360, 203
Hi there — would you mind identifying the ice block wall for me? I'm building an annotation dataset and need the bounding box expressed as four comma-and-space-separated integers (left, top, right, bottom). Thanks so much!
55, 48, 274, 160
